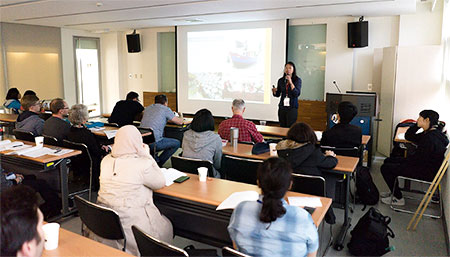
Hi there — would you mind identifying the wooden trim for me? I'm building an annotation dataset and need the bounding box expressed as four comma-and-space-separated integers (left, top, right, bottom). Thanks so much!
143, 92, 177, 111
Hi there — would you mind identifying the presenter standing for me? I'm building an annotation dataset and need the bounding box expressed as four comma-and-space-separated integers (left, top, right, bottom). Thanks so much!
272, 61, 302, 128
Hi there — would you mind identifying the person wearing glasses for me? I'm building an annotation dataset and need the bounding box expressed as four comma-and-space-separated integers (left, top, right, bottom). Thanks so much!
16, 95, 44, 136
108, 91, 144, 127
42, 98, 71, 143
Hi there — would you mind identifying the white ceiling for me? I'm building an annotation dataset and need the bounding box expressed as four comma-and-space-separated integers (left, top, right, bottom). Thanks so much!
0, 0, 416, 32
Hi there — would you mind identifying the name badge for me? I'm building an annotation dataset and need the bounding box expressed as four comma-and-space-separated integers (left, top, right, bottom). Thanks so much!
283, 97, 290, 107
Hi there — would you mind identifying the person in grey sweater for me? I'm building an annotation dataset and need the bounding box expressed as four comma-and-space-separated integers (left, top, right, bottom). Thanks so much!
15, 95, 44, 136
182, 109, 222, 178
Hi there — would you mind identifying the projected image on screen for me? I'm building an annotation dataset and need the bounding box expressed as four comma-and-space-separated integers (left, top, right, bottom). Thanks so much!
187, 28, 271, 103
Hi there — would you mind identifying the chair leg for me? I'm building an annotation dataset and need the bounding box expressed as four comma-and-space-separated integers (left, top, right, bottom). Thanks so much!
407, 161, 448, 230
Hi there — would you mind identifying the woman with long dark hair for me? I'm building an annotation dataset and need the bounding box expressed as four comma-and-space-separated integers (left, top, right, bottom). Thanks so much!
3, 88, 21, 114
228, 158, 319, 257
272, 62, 302, 128
381, 109, 448, 206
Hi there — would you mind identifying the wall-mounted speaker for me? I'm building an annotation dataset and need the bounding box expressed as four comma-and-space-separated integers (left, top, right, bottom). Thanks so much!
348, 21, 368, 48
127, 33, 141, 53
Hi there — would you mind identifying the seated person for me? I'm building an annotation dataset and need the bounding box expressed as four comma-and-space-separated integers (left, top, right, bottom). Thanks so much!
67, 104, 109, 191
95, 126, 173, 255
228, 157, 319, 257
108, 91, 144, 127
218, 99, 264, 143
1, 185, 45, 257
42, 98, 71, 143
321, 101, 362, 150
276, 122, 338, 224
182, 109, 222, 178
16, 95, 44, 136
1, 169, 61, 220
139, 94, 183, 166
3, 88, 21, 114
380, 109, 448, 206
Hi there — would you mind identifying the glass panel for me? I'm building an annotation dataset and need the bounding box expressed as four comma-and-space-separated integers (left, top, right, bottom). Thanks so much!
157, 32, 176, 92
287, 24, 327, 101
74, 37, 101, 117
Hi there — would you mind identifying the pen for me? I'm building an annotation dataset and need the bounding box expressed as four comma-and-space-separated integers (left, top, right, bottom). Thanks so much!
12, 145, 22, 148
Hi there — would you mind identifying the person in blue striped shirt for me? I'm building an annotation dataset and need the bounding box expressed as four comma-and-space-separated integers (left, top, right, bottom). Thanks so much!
228, 157, 319, 257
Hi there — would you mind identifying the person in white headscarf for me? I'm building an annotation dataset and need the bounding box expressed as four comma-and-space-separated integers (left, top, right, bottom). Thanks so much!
93, 125, 173, 255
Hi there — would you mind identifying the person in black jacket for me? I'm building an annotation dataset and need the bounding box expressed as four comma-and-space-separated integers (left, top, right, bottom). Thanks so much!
108, 91, 144, 127
321, 101, 362, 149
67, 104, 110, 191
380, 110, 449, 206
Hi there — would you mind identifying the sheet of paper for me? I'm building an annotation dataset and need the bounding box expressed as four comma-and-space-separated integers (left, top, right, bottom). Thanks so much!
22, 147, 55, 158
104, 130, 117, 139
7, 145, 42, 156
89, 127, 105, 132
48, 149, 73, 156
0, 140, 12, 146
160, 168, 187, 186
0, 141, 23, 150
315, 131, 322, 141
216, 191, 259, 211
288, 197, 322, 208
221, 139, 228, 147
397, 133, 405, 140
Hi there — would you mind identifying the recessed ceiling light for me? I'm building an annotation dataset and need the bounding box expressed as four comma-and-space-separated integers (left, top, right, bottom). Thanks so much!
175, 18, 204, 23
96, 2, 103, 7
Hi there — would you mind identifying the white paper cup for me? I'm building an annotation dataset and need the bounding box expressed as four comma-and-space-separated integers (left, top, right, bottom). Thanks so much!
43, 223, 60, 250
260, 120, 267, 126
197, 167, 208, 182
269, 143, 277, 156
35, 136, 44, 148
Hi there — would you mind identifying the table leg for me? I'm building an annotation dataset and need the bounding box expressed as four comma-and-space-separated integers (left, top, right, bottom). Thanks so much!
334, 173, 352, 251
59, 159, 69, 215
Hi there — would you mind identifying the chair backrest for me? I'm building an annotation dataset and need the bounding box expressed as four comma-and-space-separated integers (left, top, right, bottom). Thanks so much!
320, 145, 361, 158
222, 246, 251, 257
291, 173, 326, 197
221, 155, 262, 185
171, 155, 214, 177
131, 225, 188, 257
74, 196, 127, 249
13, 129, 35, 142
63, 140, 93, 198
140, 128, 156, 144
42, 134, 58, 146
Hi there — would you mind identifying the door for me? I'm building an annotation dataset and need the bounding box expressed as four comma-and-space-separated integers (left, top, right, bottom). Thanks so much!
74, 37, 101, 117
377, 47, 397, 157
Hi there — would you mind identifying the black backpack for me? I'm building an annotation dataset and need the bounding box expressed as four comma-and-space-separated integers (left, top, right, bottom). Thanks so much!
347, 207, 395, 256
355, 167, 379, 207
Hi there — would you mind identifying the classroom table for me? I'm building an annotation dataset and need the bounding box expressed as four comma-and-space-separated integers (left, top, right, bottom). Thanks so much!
221, 142, 358, 250
43, 226, 133, 257
0, 139, 81, 219
0, 113, 18, 123
154, 174, 331, 247
90, 126, 153, 138
255, 124, 371, 145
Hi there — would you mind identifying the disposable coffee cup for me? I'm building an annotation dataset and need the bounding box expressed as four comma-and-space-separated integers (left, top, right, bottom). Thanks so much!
260, 120, 267, 126
43, 223, 60, 250
198, 167, 208, 182
35, 136, 44, 148
269, 143, 277, 157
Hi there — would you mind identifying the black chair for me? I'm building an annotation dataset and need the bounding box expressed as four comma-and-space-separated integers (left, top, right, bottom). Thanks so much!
222, 246, 251, 257
42, 135, 58, 146
63, 140, 93, 201
221, 155, 262, 185
171, 155, 215, 177
74, 196, 127, 251
132, 225, 188, 257
13, 129, 35, 142
290, 173, 332, 257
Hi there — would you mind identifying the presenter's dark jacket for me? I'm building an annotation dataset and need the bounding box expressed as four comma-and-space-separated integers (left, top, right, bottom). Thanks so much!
274, 77, 302, 109
321, 123, 362, 148
402, 124, 449, 178
108, 100, 144, 127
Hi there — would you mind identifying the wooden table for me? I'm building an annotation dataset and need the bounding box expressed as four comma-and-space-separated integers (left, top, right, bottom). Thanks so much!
0, 113, 18, 123
255, 125, 371, 145
43, 227, 133, 257
221, 142, 358, 250
394, 126, 410, 143
0, 140, 81, 218
154, 174, 331, 247
91, 126, 152, 138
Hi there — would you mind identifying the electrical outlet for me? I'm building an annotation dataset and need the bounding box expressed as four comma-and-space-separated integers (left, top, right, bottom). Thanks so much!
368, 83, 372, 91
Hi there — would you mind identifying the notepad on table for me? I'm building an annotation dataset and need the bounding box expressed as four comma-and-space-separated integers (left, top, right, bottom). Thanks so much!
104, 130, 117, 139
288, 197, 322, 208
160, 168, 187, 186
216, 191, 259, 211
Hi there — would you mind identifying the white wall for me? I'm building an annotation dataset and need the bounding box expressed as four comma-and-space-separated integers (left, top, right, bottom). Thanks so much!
60, 28, 100, 107
100, 32, 122, 113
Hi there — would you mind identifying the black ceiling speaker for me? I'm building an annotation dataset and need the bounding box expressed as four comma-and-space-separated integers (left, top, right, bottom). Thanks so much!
127, 30, 141, 53
348, 17, 368, 48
